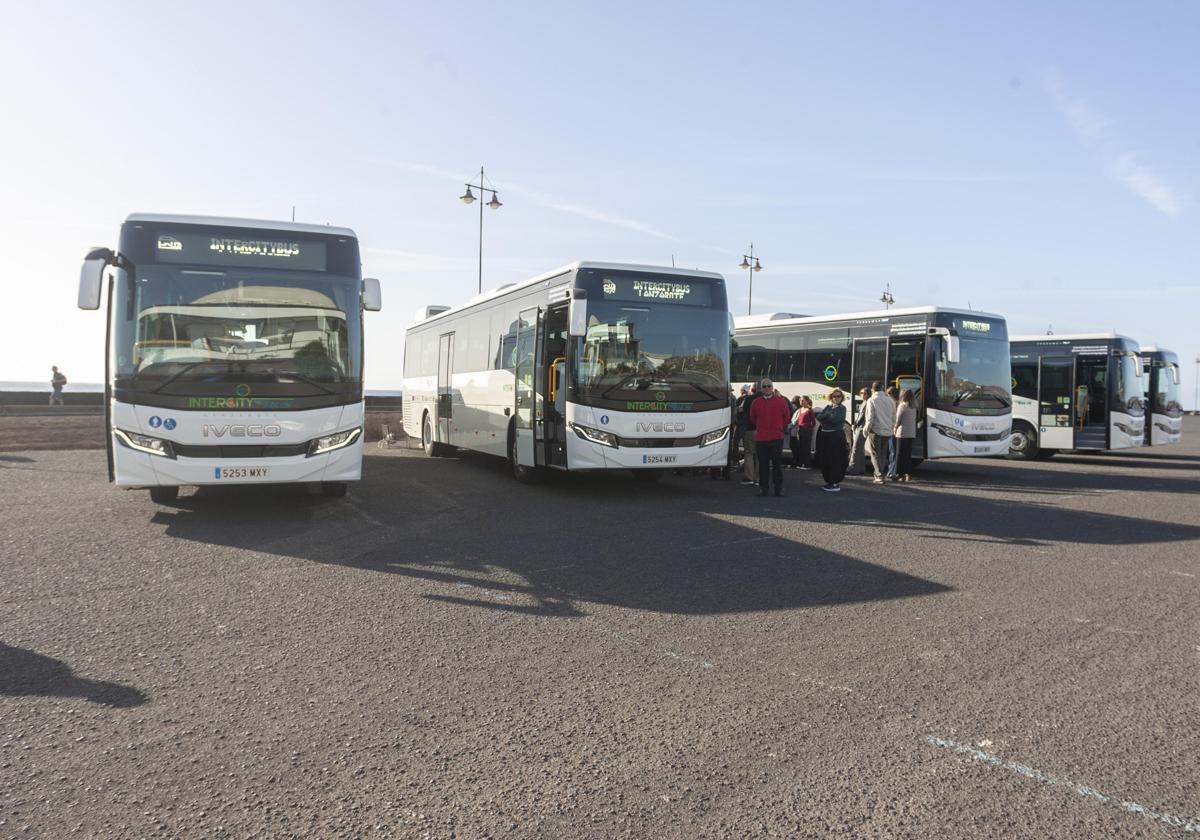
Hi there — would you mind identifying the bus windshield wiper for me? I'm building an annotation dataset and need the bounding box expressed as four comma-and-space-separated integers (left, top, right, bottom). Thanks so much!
272, 370, 338, 394
146, 361, 230, 394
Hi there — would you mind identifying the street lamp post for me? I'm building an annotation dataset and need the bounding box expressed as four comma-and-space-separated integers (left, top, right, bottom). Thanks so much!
880, 283, 895, 309
738, 244, 763, 316
1194, 353, 1199, 412
459, 166, 503, 294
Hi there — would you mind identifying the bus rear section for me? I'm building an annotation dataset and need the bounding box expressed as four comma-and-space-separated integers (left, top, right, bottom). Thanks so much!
79, 213, 381, 501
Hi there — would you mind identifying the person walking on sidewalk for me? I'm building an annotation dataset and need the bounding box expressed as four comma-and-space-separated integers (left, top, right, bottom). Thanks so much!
49, 366, 67, 406
893, 389, 918, 482
737, 383, 759, 486
814, 389, 848, 491
863, 381, 895, 485
749, 378, 791, 497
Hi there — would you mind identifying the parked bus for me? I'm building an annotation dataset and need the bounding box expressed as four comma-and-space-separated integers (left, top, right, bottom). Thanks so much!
1140, 347, 1183, 446
1008, 334, 1143, 460
402, 262, 732, 482
78, 214, 382, 502
732, 307, 1012, 463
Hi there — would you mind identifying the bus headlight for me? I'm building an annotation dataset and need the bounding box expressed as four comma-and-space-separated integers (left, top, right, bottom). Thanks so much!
931, 423, 964, 442
307, 427, 362, 457
570, 422, 618, 448
700, 426, 730, 447
114, 428, 175, 458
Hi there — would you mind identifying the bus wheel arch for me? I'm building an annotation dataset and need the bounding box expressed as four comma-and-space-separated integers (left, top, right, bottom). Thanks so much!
421, 411, 451, 457
1007, 421, 1038, 460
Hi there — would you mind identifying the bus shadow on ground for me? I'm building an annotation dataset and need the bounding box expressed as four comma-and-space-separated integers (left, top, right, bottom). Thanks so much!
0, 643, 147, 708
150, 450, 1200, 619
916, 458, 1200, 496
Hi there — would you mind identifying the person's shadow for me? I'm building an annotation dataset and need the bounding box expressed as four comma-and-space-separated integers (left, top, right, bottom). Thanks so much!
0, 643, 147, 708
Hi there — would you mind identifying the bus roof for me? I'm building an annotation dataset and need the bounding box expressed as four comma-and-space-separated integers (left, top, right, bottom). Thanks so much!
735, 305, 1003, 330
125, 213, 357, 239
413, 261, 726, 326
1010, 333, 1137, 343
1139, 346, 1178, 362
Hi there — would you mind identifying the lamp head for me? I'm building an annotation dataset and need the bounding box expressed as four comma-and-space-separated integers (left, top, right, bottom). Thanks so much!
460, 186, 476, 204
739, 257, 750, 269
753, 259, 763, 272
487, 193, 502, 209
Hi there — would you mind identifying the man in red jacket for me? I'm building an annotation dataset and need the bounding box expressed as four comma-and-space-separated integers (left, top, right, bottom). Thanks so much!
748, 378, 792, 497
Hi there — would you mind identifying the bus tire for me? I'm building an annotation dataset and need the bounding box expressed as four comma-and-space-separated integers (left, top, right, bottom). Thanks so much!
421, 412, 452, 457
321, 482, 347, 498
509, 429, 543, 484
632, 469, 664, 482
1006, 422, 1038, 460
1034, 449, 1057, 460
149, 486, 178, 504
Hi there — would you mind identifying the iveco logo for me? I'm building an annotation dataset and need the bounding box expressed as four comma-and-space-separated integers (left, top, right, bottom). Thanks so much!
636, 421, 685, 433
202, 424, 282, 438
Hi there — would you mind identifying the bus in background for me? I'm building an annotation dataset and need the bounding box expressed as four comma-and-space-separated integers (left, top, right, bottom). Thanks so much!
733, 307, 1012, 463
402, 262, 732, 482
1008, 334, 1143, 460
1140, 347, 1183, 446
78, 214, 382, 502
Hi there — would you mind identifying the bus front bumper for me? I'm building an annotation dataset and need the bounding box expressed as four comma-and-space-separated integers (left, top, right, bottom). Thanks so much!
112, 438, 364, 488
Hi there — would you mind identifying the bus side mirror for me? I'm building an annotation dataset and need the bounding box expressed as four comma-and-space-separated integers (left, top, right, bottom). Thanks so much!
1133, 355, 1143, 377
568, 288, 587, 338
1171, 365, 1180, 386
78, 247, 112, 310
362, 277, 382, 311
946, 335, 960, 365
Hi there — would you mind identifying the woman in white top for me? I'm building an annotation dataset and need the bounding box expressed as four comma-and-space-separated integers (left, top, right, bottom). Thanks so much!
893, 389, 918, 482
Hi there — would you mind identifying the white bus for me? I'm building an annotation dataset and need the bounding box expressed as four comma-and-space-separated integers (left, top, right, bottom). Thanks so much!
1008, 334, 1144, 459
402, 262, 733, 482
733, 307, 1012, 462
78, 214, 382, 502
1140, 347, 1183, 446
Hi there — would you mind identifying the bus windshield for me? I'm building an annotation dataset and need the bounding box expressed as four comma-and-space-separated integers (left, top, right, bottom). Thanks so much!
572, 302, 729, 405
933, 334, 1011, 414
1155, 365, 1183, 417
112, 266, 363, 395
1115, 353, 1145, 416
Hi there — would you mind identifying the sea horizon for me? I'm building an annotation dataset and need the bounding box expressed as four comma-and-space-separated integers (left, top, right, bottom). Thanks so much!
1, 381, 402, 396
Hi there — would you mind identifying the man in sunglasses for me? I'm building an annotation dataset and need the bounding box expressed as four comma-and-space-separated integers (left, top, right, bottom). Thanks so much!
748, 378, 792, 497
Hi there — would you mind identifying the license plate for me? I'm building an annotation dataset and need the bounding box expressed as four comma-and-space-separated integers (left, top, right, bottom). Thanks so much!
642, 455, 677, 464
214, 467, 270, 479
973, 446, 990, 454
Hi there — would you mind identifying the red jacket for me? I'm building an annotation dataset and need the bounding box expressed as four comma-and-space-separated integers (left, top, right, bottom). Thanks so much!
749, 394, 792, 442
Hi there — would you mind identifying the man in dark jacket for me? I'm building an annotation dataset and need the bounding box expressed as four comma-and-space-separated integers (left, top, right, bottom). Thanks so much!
749, 378, 792, 497
736, 384, 759, 485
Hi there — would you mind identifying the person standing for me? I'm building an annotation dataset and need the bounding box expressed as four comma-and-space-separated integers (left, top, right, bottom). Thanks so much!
737, 383, 759, 486
789, 396, 815, 469
893, 389, 917, 482
814, 389, 848, 491
49, 366, 67, 406
863, 381, 895, 485
847, 386, 871, 474
749, 378, 791, 497
885, 385, 900, 480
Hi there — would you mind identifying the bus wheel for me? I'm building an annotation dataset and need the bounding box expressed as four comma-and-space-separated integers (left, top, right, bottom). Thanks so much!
422, 413, 438, 457
149, 486, 178, 504
509, 432, 543, 484
632, 470, 664, 482
321, 482, 347, 498
1006, 423, 1038, 460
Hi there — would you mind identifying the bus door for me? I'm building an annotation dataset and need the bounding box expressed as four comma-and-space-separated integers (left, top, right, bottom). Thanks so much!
513, 307, 539, 468
850, 338, 887, 427
888, 337, 924, 459
1037, 356, 1074, 449
1075, 356, 1108, 447
543, 304, 570, 468
437, 332, 455, 445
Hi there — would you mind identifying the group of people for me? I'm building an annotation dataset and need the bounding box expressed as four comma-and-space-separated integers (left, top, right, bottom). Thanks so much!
732, 379, 918, 496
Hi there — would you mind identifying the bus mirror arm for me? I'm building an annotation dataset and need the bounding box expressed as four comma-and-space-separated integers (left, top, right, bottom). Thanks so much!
78, 247, 113, 310
568, 288, 587, 338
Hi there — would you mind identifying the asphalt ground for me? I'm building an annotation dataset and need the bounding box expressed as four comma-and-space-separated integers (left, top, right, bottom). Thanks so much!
2, 420, 1198, 839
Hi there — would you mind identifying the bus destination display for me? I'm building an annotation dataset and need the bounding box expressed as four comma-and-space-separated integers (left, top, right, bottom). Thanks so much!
154, 231, 327, 271
599, 275, 712, 306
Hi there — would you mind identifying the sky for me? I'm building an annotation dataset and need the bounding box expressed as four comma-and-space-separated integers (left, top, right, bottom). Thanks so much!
2, 1, 1198, 404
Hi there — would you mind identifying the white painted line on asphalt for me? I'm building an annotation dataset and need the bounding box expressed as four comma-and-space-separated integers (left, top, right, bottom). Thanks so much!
1168, 571, 1195, 578
924, 736, 1200, 833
